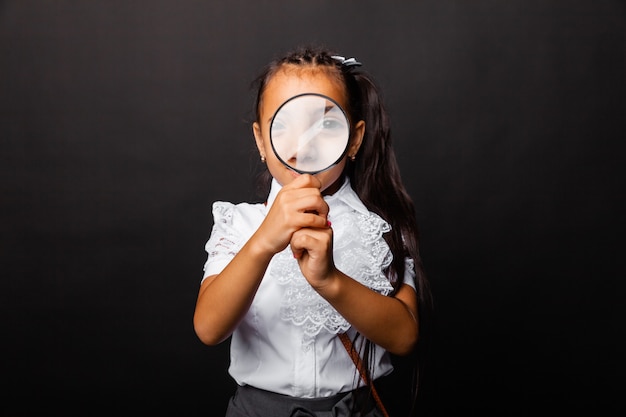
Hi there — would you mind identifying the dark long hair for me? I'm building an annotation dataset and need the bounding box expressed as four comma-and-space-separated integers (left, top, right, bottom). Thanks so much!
252, 45, 432, 413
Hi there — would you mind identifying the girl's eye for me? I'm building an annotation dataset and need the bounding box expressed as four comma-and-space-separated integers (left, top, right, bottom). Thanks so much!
321, 118, 343, 130
271, 121, 286, 136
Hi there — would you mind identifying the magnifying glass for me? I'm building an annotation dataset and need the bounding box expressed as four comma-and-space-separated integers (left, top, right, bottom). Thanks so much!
270, 93, 351, 175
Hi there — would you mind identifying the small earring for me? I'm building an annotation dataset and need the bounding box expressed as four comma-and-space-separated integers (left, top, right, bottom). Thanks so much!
349, 155, 356, 162
260, 155, 266, 163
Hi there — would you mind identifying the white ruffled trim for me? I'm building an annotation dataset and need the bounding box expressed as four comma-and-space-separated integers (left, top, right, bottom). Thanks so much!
204, 202, 242, 261
269, 208, 393, 347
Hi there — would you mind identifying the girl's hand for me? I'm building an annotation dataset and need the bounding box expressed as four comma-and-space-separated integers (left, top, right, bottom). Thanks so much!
290, 222, 336, 290
255, 174, 329, 255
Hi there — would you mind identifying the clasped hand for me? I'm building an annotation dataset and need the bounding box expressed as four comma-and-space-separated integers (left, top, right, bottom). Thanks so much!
257, 174, 336, 289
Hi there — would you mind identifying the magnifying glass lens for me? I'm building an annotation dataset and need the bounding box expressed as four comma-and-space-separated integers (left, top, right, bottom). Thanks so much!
270, 94, 350, 174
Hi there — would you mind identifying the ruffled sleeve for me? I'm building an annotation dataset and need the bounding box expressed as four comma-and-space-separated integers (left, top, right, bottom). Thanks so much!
402, 257, 417, 290
202, 202, 244, 281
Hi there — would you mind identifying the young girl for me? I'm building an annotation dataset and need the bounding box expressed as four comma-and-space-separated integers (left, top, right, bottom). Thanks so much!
194, 45, 430, 417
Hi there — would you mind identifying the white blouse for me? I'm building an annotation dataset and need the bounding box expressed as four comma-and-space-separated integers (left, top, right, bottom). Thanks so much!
202, 178, 416, 398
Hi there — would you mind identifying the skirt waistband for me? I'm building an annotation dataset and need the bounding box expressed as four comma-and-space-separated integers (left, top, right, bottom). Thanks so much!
226, 384, 378, 417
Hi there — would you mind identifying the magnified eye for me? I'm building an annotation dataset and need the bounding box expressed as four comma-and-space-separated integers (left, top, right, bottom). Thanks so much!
271, 120, 286, 137
322, 118, 344, 130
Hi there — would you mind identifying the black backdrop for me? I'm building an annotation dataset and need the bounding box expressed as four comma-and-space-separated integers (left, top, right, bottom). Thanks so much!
1, 1, 623, 416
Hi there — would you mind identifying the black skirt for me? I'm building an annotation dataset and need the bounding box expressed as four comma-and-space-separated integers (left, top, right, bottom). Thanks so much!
224, 384, 383, 417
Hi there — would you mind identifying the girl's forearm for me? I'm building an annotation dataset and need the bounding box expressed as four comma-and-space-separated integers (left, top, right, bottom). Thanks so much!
193, 235, 275, 345
195, 232, 419, 354
315, 273, 419, 356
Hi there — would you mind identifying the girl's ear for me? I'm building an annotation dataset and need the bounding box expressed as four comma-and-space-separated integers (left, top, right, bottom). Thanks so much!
348, 120, 365, 157
253, 122, 266, 158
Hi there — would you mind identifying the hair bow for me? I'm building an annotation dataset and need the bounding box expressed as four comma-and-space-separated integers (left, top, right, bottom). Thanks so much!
331, 55, 362, 67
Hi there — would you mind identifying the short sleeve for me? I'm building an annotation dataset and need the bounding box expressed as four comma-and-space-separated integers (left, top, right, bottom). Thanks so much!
202, 202, 244, 281
402, 257, 417, 290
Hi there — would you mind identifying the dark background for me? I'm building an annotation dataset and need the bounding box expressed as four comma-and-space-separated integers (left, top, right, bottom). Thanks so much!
1, 1, 623, 416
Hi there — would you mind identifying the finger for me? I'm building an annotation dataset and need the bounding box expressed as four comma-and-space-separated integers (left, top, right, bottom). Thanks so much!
298, 194, 329, 218
282, 174, 322, 191
290, 228, 333, 255
277, 188, 329, 219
